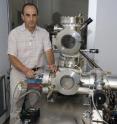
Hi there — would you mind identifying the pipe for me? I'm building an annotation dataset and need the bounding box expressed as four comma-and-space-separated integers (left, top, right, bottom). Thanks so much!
77, 87, 93, 94
81, 75, 117, 89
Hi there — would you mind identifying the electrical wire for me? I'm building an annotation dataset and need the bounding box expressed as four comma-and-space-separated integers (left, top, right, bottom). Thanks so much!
12, 81, 41, 113
17, 89, 41, 102
91, 90, 109, 124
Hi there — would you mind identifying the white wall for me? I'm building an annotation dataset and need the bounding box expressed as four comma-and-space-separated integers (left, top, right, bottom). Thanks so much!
0, 0, 10, 123
87, 0, 97, 50
0, 0, 10, 75
88, 0, 117, 76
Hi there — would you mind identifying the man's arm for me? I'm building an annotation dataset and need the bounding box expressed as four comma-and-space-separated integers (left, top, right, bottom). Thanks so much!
9, 54, 35, 78
45, 49, 55, 65
45, 49, 57, 72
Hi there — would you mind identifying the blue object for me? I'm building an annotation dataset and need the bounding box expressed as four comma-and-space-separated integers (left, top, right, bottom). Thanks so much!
26, 78, 42, 84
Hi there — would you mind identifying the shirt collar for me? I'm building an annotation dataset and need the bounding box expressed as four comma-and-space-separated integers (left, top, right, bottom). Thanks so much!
21, 23, 39, 32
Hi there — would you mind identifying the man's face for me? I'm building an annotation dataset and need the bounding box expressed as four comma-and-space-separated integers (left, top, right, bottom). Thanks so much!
22, 5, 38, 31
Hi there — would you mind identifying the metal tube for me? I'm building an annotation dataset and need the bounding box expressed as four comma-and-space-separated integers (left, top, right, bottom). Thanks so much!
77, 87, 93, 94
80, 50, 103, 71
81, 75, 117, 89
104, 76, 117, 89
80, 74, 94, 87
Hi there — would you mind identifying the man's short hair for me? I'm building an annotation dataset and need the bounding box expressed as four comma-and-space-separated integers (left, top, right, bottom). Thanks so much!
21, 3, 38, 15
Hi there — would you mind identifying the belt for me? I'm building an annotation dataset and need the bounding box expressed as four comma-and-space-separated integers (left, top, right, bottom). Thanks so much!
32, 67, 40, 71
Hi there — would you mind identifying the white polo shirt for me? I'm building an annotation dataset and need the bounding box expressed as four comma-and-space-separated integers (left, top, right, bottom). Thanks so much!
8, 23, 52, 68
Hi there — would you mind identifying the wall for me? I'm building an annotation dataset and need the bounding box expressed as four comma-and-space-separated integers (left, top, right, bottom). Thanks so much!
38, 0, 52, 26
0, 0, 10, 75
9, 0, 88, 27
38, 0, 88, 26
58, 0, 88, 17
0, 0, 10, 123
87, 0, 97, 50
88, 0, 117, 76
10, 0, 24, 27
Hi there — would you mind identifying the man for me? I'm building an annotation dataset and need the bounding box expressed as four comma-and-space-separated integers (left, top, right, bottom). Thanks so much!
8, 3, 57, 124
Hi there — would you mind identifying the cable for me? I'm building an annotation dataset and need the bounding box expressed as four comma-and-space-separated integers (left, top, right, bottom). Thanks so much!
17, 89, 41, 102
81, 118, 86, 124
12, 81, 41, 113
91, 91, 109, 124
73, 117, 79, 124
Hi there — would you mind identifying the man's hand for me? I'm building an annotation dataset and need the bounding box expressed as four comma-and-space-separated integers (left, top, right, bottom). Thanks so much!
9, 55, 35, 78
24, 68, 35, 78
48, 64, 58, 73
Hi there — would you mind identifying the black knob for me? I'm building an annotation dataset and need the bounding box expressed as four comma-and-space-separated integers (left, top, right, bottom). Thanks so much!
89, 49, 99, 53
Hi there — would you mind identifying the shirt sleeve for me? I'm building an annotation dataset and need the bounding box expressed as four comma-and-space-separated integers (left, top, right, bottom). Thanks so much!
43, 31, 52, 51
7, 31, 17, 56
